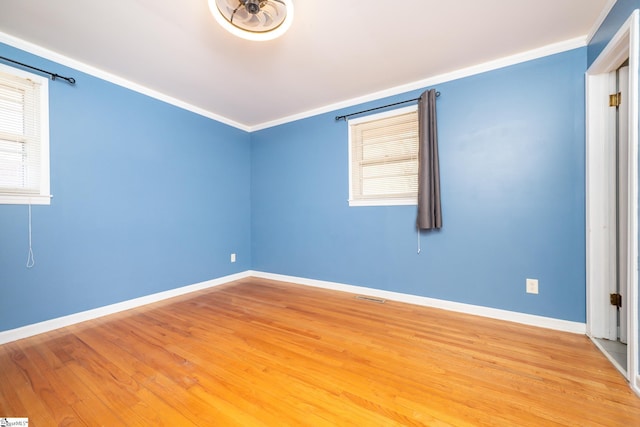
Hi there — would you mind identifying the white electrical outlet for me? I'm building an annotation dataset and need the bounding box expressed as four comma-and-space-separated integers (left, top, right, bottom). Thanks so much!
526, 278, 539, 294
230, 253, 236, 263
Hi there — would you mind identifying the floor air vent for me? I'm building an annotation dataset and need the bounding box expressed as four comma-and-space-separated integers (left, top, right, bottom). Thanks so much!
355, 295, 386, 304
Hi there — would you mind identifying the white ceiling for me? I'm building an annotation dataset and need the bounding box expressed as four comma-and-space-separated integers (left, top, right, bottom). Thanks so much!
0, 0, 612, 130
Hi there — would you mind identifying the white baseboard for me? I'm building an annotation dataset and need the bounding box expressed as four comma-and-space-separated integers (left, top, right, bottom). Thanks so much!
250, 271, 587, 335
0, 271, 251, 345
1, 269, 586, 345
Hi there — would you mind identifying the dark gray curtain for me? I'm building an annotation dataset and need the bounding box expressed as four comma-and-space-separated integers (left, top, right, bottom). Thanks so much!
416, 89, 442, 230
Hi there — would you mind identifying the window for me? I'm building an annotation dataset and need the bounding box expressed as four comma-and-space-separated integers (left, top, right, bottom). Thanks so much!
348, 105, 418, 206
0, 63, 50, 205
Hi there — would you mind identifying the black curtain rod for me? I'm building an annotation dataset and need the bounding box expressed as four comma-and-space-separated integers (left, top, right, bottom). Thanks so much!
335, 91, 440, 121
0, 55, 76, 85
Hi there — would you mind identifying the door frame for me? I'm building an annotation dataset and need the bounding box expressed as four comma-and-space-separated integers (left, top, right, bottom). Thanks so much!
586, 9, 639, 393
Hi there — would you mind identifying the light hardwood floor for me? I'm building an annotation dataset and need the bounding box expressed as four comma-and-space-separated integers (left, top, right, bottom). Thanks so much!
1, 277, 639, 426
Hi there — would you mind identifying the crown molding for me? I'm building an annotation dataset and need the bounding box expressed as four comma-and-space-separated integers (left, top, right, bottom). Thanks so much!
0, 31, 251, 132
250, 36, 587, 131
0, 30, 587, 133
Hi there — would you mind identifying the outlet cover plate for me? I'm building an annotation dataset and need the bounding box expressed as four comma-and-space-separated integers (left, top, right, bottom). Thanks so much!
526, 278, 539, 294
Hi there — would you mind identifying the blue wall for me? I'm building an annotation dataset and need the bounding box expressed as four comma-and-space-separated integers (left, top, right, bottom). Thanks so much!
588, 0, 640, 66
1, 42, 589, 331
251, 48, 587, 322
0, 43, 252, 331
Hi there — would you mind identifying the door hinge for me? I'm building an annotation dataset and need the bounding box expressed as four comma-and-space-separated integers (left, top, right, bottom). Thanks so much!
610, 92, 622, 107
610, 293, 623, 308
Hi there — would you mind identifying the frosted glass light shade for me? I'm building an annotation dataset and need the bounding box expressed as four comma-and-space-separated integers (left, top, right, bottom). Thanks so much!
208, 0, 294, 41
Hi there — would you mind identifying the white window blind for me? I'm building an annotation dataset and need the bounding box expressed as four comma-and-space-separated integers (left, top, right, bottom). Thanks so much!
349, 105, 418, 206
0, 64, 50, 205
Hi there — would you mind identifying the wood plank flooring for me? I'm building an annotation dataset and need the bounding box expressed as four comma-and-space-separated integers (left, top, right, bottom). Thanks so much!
1, 277, 639, 426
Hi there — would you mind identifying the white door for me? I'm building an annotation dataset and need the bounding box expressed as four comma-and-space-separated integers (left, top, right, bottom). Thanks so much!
602, 69, 620, 342
604, 65, 630, 345
586, 10, 639, 392
617, 65, 629, 344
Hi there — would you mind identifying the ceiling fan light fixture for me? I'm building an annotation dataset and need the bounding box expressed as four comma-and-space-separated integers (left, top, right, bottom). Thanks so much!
208, 0, 294, 42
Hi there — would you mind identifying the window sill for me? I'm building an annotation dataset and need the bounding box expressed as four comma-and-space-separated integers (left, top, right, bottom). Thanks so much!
349, 198, 417, 207
0, 194, 52, 205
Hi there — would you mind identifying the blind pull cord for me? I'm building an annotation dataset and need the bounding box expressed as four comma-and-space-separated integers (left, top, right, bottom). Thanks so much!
417, 228, 421, 254
26, 203, 35, 268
